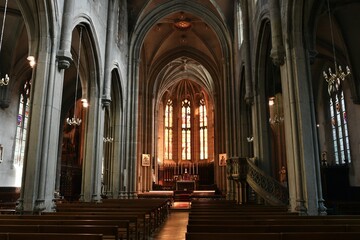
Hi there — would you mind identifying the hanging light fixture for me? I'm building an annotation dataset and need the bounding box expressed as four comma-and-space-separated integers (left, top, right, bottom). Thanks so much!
0, 0, 9, 87
67, 27, 83, 126
323, 0, 351, 96
103, 136, 114, 143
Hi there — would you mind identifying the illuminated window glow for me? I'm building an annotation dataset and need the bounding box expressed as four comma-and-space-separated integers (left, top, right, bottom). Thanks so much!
165, 99, 173, 159
199, 99, 208, 160
182, 99, 191, 160
14, 80, 31, 166
330, 91, 351, 164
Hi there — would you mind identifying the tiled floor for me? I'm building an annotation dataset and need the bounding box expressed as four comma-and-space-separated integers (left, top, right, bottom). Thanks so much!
150, 210, 189, 240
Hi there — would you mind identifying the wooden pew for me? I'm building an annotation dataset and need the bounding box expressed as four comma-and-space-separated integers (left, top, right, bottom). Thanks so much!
0, 233, 103, 240
49, 198, 170, 239
56, 198, 170, 230
187, 218, 360, 225
51, 208, 150, 238
0, 225, 118, 240
41, 213, 140, 235
187, 224, 360, 233
187, 199, 360, 240
55, 200, 170, 235
0, 219, 130, 240
188, 213, 360, 220
186, 232, 360, 240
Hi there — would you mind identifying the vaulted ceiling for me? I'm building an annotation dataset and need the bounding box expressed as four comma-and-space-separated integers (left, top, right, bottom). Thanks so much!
129, 0, 234, 101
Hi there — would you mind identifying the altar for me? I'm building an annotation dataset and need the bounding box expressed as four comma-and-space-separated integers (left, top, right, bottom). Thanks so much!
176, 180, 196, 191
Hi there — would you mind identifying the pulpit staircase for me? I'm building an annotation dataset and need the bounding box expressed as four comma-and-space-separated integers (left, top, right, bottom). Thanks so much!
227, 158, 289, 206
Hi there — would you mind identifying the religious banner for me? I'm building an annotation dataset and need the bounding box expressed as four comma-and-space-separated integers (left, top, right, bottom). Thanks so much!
142, 154, 151, 166
219, 153, 227, 166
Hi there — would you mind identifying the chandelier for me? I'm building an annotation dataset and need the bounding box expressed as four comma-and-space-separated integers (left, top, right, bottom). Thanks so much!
103, 109, 113, 143
67, 27, 83, 126
103, 137, 113, 143
0, 74, 9, 86
0, 0, 9, 87
323, 0, 351, 96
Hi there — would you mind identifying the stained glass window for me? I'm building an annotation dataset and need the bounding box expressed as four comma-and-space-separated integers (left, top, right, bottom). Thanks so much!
199, 99, 208, 160
164, 99, 173, 159
14, 79, 31, 166
237, 1, 243, 48
182, 99, 191, 160
330, 91, 351, 164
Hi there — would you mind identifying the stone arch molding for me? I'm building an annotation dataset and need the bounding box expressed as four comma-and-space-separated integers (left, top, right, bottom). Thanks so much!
72, 15, 103, 93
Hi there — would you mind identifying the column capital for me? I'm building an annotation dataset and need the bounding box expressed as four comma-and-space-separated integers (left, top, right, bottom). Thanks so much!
270, 46, 286, 66
101, 97, 112, 108
56, 50, 73, 70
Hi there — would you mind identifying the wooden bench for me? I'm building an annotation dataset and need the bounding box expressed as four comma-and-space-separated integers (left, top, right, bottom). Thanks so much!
186, 200, 360, 240
52, 207, 151, 237
188, 213, 360, 220
0, 219, 130, 240
186, 232, 360, 240
56, 203, 168, 232
52, 198, 171, 239
0, 233, 103, 240
56, 198, 170, 230
187, 224, 360, 233
0, 225, 118, 240
187, 218, 360, 225
41, 212, 144, 239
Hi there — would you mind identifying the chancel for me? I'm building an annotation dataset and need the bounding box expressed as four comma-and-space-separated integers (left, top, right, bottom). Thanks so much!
1, 0, 360, 239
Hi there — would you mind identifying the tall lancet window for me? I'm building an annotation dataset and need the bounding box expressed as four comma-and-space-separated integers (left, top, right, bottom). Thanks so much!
199, 99, 208, 160
14, 79, 31, 166
330, 91, 351, 164
164, 99, 173, 159
182, 99, 191, 160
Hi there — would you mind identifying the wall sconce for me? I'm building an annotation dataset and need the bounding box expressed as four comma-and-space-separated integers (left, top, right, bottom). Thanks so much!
81, 98, 88, 108
247, 136, 254, 143
268, 97, 275, 106
27, 56, 36, 68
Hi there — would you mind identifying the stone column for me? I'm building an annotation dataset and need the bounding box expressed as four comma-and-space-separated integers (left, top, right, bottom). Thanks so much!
124, 57, 140, 198
102, 0, 117, 107
269, 0, 285, 66
18, 29, 63, 212
240, 0, 254, 104
57, 0, 74, 69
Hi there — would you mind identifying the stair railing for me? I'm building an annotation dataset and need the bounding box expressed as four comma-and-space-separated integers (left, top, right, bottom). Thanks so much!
227, 157, 289, 206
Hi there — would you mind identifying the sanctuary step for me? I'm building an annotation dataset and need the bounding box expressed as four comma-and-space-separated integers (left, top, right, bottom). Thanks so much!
174, 190, 192, 202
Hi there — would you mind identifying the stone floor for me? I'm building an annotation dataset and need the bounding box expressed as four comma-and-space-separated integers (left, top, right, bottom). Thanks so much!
150, 210, 189, 240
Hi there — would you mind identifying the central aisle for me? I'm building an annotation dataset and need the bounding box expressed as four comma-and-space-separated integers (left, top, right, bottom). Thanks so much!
150, 211, 189, 240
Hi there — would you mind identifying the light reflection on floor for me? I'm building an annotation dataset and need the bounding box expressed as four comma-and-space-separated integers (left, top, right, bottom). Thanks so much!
150, 211, 189, 240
